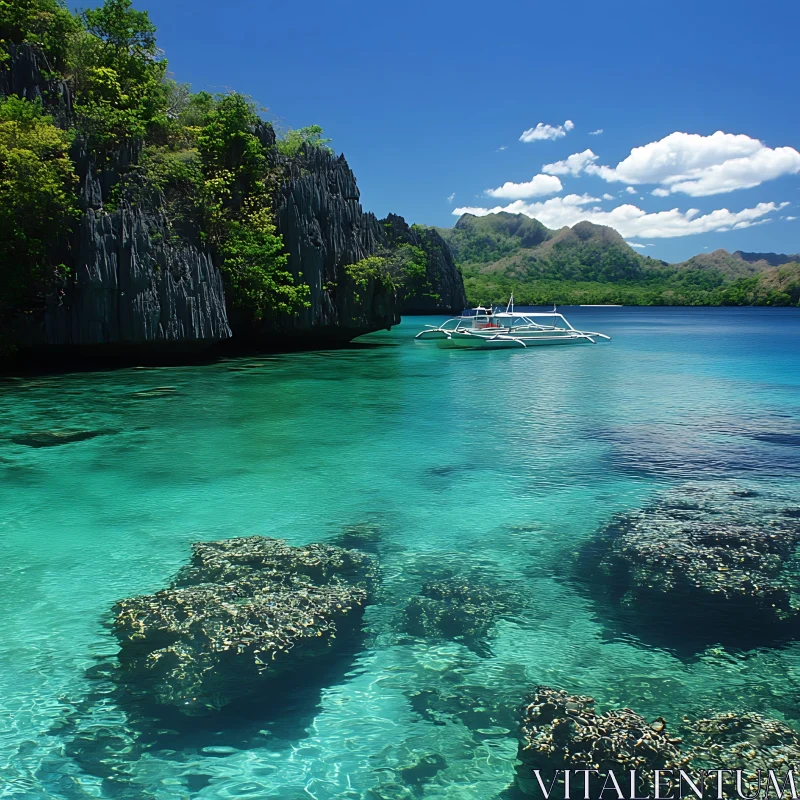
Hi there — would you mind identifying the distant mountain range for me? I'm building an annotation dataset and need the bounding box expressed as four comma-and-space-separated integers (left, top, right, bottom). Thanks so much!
432, 213, 800, 307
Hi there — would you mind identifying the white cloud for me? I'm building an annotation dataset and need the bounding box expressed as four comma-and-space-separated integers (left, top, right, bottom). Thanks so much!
651, 188, 670, 197
452, 195, 790, 239
786, 215, 798, 221
625, 186, 637, 195
629, 242, 647, 248
447, 193, 455, 203
589, 129, 603, 135
542, 149, 598, 177
454, 194, 599, 224
497, 145, 508, 151
520, 120, 574, 142
584, 131, 800, 196
602, 194, 614, 200
485, 173, 563, 200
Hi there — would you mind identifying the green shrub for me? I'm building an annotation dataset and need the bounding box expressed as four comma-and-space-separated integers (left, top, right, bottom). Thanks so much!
346, 256, 396, 297
276, 125, 332, 158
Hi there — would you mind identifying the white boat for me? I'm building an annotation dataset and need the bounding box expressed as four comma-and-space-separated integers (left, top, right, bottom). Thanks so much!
415, 297, 611, 349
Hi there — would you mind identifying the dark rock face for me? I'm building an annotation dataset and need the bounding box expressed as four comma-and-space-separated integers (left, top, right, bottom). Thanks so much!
0, 43, 71, 126
382, 213, 467, 314
1, 46, 232, 360
1, 48, 430, 364
5, 195, 232, 354
113, 537, 377, 715
584, 483, 800, 640
517, 687, 687, 798
237, 147, 398, 344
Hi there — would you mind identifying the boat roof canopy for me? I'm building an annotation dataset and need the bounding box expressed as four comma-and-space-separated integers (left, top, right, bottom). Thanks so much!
460, 308, 493, 316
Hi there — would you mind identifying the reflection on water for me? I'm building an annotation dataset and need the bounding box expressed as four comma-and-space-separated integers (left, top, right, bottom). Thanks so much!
1, 307, 799, 798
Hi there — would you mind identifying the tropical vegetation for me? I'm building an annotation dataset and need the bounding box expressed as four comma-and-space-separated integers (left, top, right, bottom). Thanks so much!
0, 0, 335, 317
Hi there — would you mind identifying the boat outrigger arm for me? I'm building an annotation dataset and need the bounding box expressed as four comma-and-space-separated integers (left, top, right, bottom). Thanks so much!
415, 295, 611, 349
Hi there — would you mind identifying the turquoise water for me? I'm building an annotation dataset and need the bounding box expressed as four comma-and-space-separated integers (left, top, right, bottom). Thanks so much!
1, 306, 800, 799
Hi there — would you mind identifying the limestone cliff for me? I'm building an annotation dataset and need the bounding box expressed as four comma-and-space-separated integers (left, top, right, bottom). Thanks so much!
0, 43, 459, 368
0, 43, 71, 127
1, 45, 400, 363
234, 145, 398, 345
1, 44, 232, 361
2, 157, 232, 358
381, 213, 467, 314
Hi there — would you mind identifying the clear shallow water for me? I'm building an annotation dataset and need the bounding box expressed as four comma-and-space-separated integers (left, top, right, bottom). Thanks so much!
1, 306, 800, 799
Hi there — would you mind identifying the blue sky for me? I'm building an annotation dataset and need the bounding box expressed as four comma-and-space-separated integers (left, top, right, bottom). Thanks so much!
140, 0, 798, 262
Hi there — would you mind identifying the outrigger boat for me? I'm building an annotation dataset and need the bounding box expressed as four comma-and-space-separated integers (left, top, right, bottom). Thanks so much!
415, 296, 611, 349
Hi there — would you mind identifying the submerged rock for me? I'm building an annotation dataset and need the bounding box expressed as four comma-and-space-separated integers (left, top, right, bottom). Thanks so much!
516, 687, 800, 798
114, 537, 376, 715
586, 483, 800, 636
331, 521, 383, 552
516, 687, 688, 797
687, 712, 800, 773
401, 572, 515, 655
11, 429, 107, 447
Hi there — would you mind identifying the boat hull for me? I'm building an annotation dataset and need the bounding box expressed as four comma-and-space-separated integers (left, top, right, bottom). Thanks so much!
421, 331, 596, 349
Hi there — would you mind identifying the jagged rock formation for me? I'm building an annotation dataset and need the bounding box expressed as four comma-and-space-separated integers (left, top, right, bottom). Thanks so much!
1, 45, 232, 360
237, 145, 398, 344
0, 43, 71, 126
382, 214, 467, 314
113, 536, 377, 715
3, 187, 232, 356
1, 43, 463, 367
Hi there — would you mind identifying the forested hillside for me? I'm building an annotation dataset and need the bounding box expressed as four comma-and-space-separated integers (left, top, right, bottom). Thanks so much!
434, 213, 800, 307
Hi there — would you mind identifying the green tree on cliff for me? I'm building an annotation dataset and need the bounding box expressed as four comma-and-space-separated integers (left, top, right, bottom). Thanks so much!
276, 125, 333, 158
0, 97, 79, 307
0, 0, 78, 71
71, 0, 167, 155
197, 93, 308, 317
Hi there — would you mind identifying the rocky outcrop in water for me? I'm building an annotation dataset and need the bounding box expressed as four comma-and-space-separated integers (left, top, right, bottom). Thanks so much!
516, 687, 687, 797
381, 213, 467, 314
516, 687, 800, 797
689, 712, 800, 773
584, 484, 800, 639
10, 429, 109, 447
402, 572, 515, 655
113, 537, 376, 715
